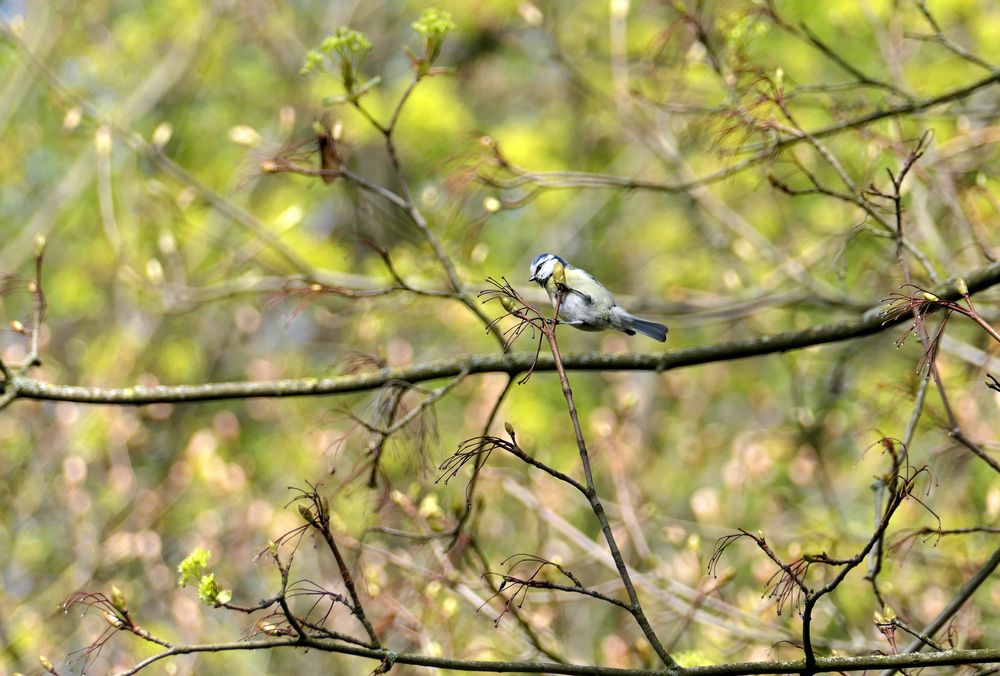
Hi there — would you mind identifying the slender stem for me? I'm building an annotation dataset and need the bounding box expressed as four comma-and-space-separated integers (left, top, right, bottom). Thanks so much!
964, 311, 1000, 344
352, 82, 507, 350
542, 292, 675, 668
802, 482, 910, 669
387, 78, 420, 135
27, 244, 45, 367
317, 522, 380, 647
451, 376, 514, 543
275, 559, 307, 640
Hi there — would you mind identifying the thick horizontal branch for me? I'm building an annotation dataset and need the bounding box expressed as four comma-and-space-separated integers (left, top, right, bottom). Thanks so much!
6, 260, 1000, 406
125, 637, 1000, 676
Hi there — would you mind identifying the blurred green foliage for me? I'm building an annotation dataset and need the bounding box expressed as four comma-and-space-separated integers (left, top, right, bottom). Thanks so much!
1, 0, 999, 674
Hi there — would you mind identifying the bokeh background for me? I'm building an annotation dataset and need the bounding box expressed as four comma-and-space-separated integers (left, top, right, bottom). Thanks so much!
1, 0, 999, 673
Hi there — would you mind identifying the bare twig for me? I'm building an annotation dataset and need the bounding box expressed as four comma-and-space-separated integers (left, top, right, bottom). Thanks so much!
292, 487, 380, 647
540, 286, 675, 668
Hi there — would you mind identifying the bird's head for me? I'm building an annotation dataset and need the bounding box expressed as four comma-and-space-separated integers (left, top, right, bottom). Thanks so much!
528, 253, 566, 285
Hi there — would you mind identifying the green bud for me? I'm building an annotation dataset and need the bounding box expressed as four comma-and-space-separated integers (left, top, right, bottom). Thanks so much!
956, 277, 968, 296
110, 585, 128, 614
504, 421, 515, 438
298, 503, 313, 523
552, 260, 566, 286
921, 291, 940, 302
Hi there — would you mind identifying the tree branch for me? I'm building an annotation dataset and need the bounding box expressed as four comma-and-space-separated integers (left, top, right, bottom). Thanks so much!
7, 260, 1000, 406
117, 635, 1000, 676
485, 72, 1000, 194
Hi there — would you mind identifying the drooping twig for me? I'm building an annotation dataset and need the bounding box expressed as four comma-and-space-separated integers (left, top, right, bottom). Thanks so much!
479, 553, 632, 627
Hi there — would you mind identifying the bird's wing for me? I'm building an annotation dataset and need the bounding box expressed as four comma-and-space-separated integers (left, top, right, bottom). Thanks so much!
573, 270, 616, 306
566, 268, 616, 306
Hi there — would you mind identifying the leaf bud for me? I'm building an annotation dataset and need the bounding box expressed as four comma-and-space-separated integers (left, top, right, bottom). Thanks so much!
552, 260, 566, 286
110, 585, 128, 613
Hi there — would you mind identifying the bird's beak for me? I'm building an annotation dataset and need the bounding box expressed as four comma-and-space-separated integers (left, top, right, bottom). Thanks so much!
528, 273, 537, 283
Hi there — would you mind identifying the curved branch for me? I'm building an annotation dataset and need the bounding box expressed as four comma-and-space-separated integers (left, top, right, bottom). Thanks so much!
6, 261, 1000, 407
487, 72, 1000, 195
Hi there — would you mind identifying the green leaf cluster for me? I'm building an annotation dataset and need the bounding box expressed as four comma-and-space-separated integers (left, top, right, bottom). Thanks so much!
177, 547, 231, 605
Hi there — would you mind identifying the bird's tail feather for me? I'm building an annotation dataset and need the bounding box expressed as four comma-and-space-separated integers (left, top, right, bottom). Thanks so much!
632, 317, 669, 343
610, 307, 668, 342
630, 317, 668, 342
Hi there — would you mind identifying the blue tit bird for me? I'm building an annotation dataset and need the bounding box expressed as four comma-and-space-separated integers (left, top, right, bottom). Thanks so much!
528, 253, 668, 342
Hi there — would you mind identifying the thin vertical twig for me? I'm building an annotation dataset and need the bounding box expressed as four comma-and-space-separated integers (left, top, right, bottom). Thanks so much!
539, 288, 676, 669
318, 521, 381, 648
26, 235, 47, 368
451, 376, 515, 545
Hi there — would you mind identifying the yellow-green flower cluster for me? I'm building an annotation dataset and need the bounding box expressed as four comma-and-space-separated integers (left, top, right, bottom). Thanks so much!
411, 8, 457, 39
300, 26, 373, 80
412, 8, 457, 64
320, 27, 373, 58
